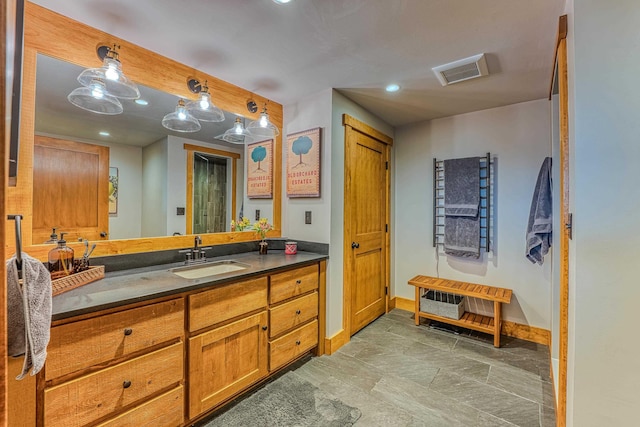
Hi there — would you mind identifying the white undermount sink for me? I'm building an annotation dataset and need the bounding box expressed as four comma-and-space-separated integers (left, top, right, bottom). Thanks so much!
170, 260, 250, 279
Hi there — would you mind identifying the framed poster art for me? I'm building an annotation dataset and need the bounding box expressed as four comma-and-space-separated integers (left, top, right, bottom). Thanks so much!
247, 139, 273, 199
108, 167, 119, 214
286, 127, 321, 198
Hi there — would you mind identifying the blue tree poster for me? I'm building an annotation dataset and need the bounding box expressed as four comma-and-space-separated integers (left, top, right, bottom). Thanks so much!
287, 127, 321, 197
247, 139, 273, 198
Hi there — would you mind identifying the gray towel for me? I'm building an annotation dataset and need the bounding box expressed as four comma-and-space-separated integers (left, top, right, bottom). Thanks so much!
444, 157, 481, 258
7, 253, 52, 379
526, 157, 553, 265
444, 157, 480, 217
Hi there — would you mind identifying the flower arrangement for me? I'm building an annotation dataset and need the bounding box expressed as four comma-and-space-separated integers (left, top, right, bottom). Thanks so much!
231, 217, 251, 231
253, 218, 273, 241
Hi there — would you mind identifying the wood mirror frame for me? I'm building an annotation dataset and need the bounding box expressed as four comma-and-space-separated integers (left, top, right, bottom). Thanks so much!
6, 2, 282, 260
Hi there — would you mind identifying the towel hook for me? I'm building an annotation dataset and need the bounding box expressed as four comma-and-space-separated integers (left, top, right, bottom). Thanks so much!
8, 215, 23, 270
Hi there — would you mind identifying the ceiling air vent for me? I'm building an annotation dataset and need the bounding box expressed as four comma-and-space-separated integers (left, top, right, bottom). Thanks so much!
432, 53, 489, 86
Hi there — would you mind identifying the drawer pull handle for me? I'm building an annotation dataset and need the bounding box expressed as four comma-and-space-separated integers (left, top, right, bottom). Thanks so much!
123, 380, 132, 389
124, 328, 133, 336
296, 310, 301, 315
262, 326, 268, 331
296, 279, 302, 284
296, 340, 301, 346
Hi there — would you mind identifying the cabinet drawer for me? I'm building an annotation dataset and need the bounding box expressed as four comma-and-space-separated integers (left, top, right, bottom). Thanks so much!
269, 265, 318, 304
269, 292, 318, 338
269, 320, 318, 371
189, 276, 267, 332
44, 342, 183, 427
47, 299, 184, 380
96, 386, 184, 427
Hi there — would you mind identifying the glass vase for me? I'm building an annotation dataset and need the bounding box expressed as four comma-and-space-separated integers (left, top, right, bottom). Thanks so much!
259, 240, 268, 255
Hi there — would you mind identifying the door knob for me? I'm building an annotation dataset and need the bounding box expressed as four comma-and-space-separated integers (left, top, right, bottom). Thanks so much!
351, 242, 360, 249
100, 231, 108, 238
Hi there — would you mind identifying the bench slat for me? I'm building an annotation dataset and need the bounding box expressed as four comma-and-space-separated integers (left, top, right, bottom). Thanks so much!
408, 275, 512, 303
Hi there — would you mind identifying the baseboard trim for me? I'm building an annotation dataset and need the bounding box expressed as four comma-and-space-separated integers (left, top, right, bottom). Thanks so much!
390, 297, 550, 346
324, 329, 349, 355
501, 320, 550, 346
394, 296, 414, 312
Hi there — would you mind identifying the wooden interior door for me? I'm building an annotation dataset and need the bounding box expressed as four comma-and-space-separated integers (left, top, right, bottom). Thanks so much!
32, 136, 109, 243
344, 116, 391, 336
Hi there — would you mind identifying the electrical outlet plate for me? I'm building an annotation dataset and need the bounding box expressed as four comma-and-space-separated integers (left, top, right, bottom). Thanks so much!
305, 211, 312, 224
255, 209, 260, 220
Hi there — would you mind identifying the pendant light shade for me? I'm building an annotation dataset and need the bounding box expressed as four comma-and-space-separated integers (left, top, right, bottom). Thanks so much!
185, 81, 225, 122
67, 79, 123, 115
247, 104, 279, 138
77, 46, 140, 99
162, 99, 201, 132
218, 118, 254, 144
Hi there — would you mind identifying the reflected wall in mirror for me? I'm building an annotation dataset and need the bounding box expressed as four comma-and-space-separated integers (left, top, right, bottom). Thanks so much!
33, 54, 274, 243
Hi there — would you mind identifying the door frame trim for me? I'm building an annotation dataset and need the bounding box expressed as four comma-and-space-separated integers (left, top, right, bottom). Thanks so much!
342, 114, 393, 339
549, 15, 569, 427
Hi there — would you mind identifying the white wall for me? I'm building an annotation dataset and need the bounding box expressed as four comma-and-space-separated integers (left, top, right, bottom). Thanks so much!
328, 90, 394, 336
141, 138, 168, 237
108, 143, 142, 239
568, 0, 640, 424
282, 89, 332, 243
394, 100, 552, 328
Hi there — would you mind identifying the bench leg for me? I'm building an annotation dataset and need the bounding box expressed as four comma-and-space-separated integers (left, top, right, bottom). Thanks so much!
414, 287, 420, 325
494, 301, 501, 347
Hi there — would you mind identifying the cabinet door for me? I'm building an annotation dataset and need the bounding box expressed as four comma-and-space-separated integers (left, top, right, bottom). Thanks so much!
189, 311, 268, 418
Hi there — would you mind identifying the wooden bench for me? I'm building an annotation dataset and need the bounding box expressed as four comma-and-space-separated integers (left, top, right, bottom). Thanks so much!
407, 275, 512, 347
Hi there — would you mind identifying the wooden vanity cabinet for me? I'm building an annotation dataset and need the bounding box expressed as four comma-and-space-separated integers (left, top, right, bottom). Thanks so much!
187, 278, 269, 418
42, 299, 185, 427
36, 260, 326, 426
268, 265, 320, 371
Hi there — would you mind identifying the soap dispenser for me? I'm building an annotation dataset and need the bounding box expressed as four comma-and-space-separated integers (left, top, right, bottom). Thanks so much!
43, 227, 58, 244
48, 232, 74, 278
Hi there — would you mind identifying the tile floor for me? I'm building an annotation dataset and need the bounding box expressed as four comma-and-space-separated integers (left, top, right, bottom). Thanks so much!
293, 309, 556, 427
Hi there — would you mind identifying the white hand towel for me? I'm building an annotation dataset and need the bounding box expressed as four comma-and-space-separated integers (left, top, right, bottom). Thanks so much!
7, 252, 52, 379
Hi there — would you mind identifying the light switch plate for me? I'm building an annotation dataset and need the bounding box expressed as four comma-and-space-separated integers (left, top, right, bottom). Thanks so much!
305, 211, 312, 224
176, 207, 185, 216
255, 209, 260, 220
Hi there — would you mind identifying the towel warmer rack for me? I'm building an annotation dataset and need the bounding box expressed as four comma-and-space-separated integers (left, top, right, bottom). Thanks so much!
8, 214, 23, 270
432, 153, 493, 252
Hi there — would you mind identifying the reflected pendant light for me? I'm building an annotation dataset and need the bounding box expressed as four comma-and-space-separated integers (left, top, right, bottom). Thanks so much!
247, 104, 279, 138
218, 117, 254, 144
162, 99, 201, 132
77, 45, 140, 99
67, 79, 123, 115
186, 80, 225, 122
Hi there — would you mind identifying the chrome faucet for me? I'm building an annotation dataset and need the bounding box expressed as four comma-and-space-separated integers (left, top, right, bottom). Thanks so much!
179, 235, 211, 265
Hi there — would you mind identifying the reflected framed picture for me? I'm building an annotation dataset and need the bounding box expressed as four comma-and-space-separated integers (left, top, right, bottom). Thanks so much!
286, 127, 321, 198
247, 139, 273, 199
109, 167, 118, 214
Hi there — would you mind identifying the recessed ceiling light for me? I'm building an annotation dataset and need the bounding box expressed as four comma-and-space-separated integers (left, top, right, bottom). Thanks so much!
135, 99, 149, 106
385, 84, 400, 93
272, 0, 292, 4
99, 131, 110, 137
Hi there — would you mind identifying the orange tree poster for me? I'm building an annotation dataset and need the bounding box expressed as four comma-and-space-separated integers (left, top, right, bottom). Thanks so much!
247, 139, 273, 199
286, 127, 321, 197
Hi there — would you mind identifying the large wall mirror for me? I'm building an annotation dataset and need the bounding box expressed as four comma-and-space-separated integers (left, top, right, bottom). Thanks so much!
8, 2, 282, 259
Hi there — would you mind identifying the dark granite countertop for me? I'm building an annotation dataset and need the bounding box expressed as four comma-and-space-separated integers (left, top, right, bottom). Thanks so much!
52, 250, 328, 321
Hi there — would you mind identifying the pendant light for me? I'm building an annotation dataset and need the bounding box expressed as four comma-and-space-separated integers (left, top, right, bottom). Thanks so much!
162, 99, 201, 132
77, 45, 140, 99
185, 80, 225, 122
67, 79, 123, 115
218, 118, 254, 144
247, 103, 279, 138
